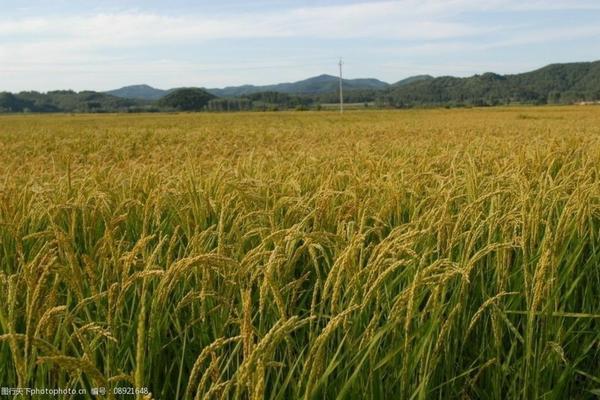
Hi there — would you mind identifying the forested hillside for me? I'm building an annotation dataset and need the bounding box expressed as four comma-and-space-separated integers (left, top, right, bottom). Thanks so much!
2, 61, 600, 113
383, 61, 600, 106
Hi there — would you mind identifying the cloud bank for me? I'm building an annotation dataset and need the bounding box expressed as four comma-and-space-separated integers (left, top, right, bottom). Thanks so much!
1, 0, 599, 90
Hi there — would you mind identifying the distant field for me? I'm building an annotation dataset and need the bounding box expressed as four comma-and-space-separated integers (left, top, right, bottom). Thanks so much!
0, 108, 599, 399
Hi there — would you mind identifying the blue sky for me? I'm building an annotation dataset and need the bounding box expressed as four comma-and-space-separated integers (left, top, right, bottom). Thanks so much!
1, 0, 600, 91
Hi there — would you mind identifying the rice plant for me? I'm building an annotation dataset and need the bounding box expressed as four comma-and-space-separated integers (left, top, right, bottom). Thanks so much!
0, 108, 599, 399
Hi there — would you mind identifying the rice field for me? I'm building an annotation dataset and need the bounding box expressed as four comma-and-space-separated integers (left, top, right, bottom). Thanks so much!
0, 108, 599, 399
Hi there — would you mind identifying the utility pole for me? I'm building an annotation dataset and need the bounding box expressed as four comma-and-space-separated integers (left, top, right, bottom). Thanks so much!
338, 58, 344, 113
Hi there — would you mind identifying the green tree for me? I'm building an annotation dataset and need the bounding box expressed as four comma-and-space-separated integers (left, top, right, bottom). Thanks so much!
159, 88, 216, 111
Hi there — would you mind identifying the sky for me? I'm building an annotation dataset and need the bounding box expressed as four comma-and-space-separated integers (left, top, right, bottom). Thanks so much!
1, 0, 600, 92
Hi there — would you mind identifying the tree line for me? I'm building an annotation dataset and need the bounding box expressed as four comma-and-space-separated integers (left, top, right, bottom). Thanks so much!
2, 61, 600, 113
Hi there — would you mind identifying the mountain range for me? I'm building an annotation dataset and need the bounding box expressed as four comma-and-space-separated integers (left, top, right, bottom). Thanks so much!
106, 74, 433, 100
3, 61, 600, 113
104, 61, 600, 106
386, 61, 600, 106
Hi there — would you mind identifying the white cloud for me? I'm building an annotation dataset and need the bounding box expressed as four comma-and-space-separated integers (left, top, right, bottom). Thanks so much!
2, 0, 599, 44
0, 3, 484, 46
0, 0, 599, 90
0, 1, 489, 90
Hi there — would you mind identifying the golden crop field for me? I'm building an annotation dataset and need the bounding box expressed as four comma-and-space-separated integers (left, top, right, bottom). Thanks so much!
0, 108, 599, 399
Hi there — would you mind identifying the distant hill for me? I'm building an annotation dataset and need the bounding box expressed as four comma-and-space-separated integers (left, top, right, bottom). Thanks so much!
393, 75, 434, 86
4, 61, 600, 113
385, 61, 600, 106
106, 84, 170, 101
158, 88, 216, 111
208, 74, 390, 97
107, 75, 391, 100
0, 90, 145, 113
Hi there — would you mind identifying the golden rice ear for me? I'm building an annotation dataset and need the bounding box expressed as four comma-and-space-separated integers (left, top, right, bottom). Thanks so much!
1, 109, 599, 399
